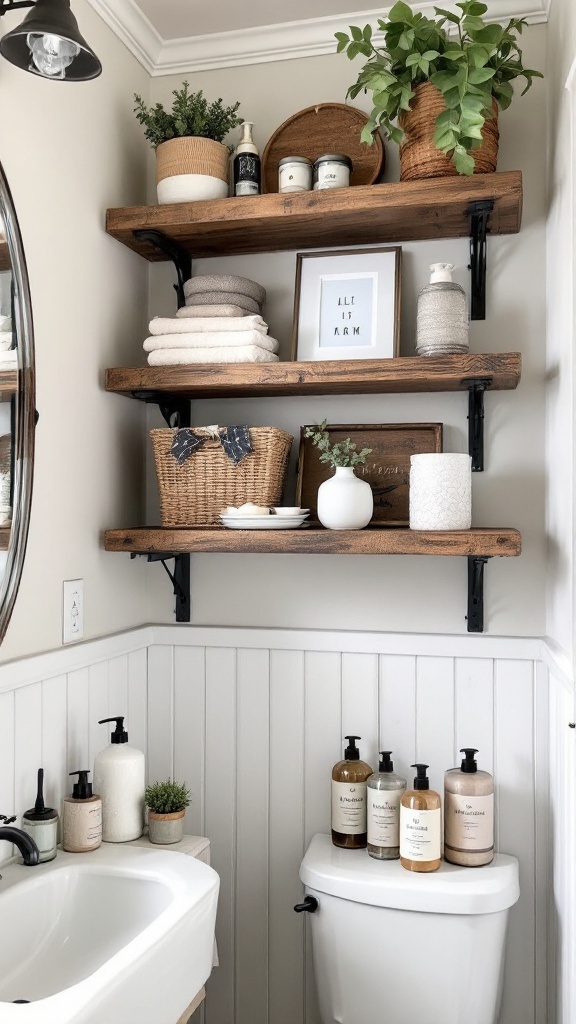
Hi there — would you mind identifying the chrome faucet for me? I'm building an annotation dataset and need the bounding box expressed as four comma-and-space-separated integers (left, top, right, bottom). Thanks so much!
0, 814, 39, 866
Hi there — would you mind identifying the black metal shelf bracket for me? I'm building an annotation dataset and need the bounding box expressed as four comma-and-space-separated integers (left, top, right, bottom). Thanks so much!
468, 199, 494, 321
467, 555, 489, 632
130, 391, 191, 429
132, 229, 191, 309
463, 377, 491, 472
131, 552, 191, 622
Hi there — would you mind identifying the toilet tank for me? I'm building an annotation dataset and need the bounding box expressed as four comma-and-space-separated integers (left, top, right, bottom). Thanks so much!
300, 834, 520, 1024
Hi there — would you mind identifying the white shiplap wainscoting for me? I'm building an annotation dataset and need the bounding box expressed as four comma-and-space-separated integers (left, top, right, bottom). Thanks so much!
0, 626, 553, 1024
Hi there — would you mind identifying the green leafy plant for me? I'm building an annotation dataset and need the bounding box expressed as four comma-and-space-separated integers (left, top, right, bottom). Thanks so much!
145, 779, 191, 814
335, 0, 543, 174
305, 421, 372, 469
134, 81, 242, 149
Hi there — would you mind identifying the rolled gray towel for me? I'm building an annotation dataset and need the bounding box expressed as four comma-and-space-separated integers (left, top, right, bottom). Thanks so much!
185, 291, 261, 314
183, 274, 266, 305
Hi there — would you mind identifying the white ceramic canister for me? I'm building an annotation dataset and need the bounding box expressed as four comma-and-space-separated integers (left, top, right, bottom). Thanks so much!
409, 453, 472, 530
278, 156, 313, 193
317, 466, 373, 530
313, 153, 352, 190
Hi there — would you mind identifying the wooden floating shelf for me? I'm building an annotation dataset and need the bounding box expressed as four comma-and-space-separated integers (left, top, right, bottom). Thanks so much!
105, 352, 521, 401
0, 240, 10, 273
0, 370, 17, 399
104, 527, 521, 558
106, 172, 522, 260
0, 525, 11, 551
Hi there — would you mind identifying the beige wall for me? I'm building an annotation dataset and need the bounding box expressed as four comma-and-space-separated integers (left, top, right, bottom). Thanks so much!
0, 0, 153, 662
147, 26, 548, 636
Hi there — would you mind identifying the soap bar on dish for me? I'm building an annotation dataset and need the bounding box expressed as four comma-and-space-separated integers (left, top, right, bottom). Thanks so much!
223, 502, 271, 517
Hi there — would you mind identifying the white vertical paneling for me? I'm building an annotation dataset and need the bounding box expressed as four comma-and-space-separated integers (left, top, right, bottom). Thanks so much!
173, 646, 205, 837
14, 684, 42, 825
454, 657, 494, 773
127, 649, 148, 763
108, 654, 129, 721
41, 675, 68, 820
235, 649, 270, 1024
342, 653, 379, 770
495, 659, 535, 1024
533, 662, 548, 1024
415, 656, 454, 798
379, 654, 416, 784
67, 668, 90, 773
204, 647, 236, 1024
88, 662, 109, 772
0, 690, 15, 858
147, 645, 174, 783
269, 650, 305, 1024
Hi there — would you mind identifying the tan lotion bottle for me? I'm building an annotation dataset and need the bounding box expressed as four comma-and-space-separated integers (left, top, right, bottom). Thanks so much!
400, 763, 441, 872
331, 735, 373, 849
444, 747, 494, 866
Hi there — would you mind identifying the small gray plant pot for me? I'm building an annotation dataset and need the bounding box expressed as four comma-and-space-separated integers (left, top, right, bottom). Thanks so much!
147, 808, 186, 845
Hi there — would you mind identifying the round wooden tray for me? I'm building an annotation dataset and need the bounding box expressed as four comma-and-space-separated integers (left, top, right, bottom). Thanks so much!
261, 102, 385, 194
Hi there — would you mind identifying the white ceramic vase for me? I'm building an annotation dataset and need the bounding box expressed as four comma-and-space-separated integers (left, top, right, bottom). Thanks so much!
409, 453, 472, 530
317, 466, 374, 530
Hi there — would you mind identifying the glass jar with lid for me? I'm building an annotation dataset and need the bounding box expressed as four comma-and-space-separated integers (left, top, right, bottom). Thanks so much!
313, 154, 353, 190
278, 156, 313, 193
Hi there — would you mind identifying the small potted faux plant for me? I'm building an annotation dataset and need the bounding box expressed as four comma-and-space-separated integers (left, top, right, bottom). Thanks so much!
304, 421, 373, 530
134, 81, 242, 203
336, 0, 543, 178
145, 778, 191, 845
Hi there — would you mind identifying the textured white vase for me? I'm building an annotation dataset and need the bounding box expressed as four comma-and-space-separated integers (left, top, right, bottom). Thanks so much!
317, 466, 374, 530
409, 453, 472, 530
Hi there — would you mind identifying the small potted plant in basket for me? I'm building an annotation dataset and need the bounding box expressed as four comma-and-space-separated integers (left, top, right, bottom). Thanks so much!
145, 778, 191, 845
305, 421, 373, 530
335, 0, 543, 178
134, 81, 243, 204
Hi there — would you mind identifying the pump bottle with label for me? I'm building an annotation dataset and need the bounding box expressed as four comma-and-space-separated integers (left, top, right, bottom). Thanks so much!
400, 764, 442, 872
62, 770, 102, 852
444, 747, 494, 866
331, 735, 373, 850
367, 751, 406, 860
93, 716, 145, 843
233, 121, 261, 197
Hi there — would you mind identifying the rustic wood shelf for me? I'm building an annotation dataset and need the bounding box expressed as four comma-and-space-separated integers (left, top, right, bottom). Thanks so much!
105, 352, 521, 401
0, 370, 17, 399
106, 172, 522, 260
0, 525, 11, 551
104, 526, 521, 558
0, 240, 10, 273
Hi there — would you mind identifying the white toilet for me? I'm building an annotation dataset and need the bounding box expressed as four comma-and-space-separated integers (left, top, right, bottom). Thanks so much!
298, 834, 520, 1024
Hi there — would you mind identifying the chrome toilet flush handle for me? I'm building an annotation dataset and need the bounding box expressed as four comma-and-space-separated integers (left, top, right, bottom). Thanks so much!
294, 895, 318, 913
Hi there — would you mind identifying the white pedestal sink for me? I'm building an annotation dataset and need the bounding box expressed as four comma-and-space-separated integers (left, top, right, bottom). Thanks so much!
0, 842, 219, 1024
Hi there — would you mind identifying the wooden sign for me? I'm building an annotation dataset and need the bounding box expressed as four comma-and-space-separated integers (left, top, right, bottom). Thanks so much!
296, 423, 443, 527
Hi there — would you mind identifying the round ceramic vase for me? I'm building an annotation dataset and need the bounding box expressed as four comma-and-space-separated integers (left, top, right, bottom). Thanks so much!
147, 808, 186, 845
409, 453, 472, 530
317, 466, 374, 530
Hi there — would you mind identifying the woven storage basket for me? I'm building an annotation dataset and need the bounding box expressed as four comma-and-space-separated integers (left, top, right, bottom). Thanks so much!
399, 83, 499, 181
151, 426, 293, 527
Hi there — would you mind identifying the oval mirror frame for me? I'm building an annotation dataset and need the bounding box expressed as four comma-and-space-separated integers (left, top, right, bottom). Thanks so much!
0, 160, 35, 644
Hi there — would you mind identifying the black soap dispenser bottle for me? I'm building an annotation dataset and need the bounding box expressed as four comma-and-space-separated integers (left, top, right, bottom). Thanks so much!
331, 735, 373, 849
233, 121, 261, 196
21, 768, 59, 863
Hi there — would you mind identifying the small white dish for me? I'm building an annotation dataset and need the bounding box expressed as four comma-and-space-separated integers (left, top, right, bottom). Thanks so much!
220, 514, 309, 530
272, 507, 310, 516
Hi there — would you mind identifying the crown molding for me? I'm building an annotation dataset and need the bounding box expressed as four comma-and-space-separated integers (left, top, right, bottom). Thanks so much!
86, 0, 550, 78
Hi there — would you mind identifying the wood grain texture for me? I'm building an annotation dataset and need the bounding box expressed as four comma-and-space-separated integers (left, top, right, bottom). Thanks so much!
105, 171, 522, 260
0, 370, 17, 399
103, 526, 521, 557
0, 240, 10, 273
105, 352, 521, 400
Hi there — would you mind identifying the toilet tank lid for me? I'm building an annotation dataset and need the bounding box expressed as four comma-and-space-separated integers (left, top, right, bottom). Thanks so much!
300, 835, 520, 915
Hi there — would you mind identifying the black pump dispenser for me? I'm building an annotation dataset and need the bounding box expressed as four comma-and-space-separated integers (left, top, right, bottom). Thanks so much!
411, 763, 430, 790
344, 735, 361, 760
99, 716, 128, 743
460, 748, 479, 773
23, 768, 58, 821
70, 770, 93, 799
378, 750, 394, 772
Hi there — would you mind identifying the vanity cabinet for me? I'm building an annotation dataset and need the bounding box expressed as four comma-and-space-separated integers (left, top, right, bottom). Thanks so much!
103, 172, 524, 630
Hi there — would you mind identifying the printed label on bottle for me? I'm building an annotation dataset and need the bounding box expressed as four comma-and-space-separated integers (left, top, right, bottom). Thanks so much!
445, 792, 494, 852
235, 181, 259, 196
400, 805, 441, 861
331, 780, 367, 834
367, 788, 402, 847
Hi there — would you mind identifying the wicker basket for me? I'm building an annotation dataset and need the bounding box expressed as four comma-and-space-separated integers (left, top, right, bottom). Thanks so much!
399, 83, 499, 181
156, 136, 230, 186
151, 426, 293, 527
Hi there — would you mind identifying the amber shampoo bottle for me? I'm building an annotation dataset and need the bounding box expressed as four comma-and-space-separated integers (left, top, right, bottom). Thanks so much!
331, 735, 373, 849
400, 763, 441, 872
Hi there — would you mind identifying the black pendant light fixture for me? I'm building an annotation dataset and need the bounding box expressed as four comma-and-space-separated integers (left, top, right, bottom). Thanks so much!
0, 0, 101, 81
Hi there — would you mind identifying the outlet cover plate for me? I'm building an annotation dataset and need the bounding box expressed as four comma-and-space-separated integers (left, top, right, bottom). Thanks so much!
63, 579, 83, 644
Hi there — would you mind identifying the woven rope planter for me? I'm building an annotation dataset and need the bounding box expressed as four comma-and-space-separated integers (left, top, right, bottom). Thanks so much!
399, 83, 499, 181
155, 137, 230, 203
151, 426, 293, 527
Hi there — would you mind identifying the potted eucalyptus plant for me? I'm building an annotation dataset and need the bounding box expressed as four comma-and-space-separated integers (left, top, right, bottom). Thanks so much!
304, 421, 373, 530
134, 82, 242, 203
336, 0, 543, 177
145, 778, 191, 845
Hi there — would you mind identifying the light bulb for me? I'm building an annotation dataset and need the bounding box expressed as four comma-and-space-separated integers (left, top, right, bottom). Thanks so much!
26, 32, 80, 79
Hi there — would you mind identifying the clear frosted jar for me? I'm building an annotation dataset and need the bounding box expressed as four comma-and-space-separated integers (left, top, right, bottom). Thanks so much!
278, 156, 312, 193
313, 153, 352, 190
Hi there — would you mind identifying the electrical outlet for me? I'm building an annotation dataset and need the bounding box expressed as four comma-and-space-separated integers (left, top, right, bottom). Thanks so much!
63, 579, 83, 644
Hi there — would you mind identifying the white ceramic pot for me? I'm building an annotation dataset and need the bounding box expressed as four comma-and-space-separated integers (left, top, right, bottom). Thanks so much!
409, 453, 472, 530
317, 466, 374, 530
147, 808, 186, 845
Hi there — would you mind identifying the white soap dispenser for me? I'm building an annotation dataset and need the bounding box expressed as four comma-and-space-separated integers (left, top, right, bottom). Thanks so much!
416, 262, 469, 357
93, 716, 145, 842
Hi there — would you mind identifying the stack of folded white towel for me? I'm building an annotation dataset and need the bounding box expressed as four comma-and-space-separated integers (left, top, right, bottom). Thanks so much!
143, 274, 279, 365
0, 314, 16, 369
